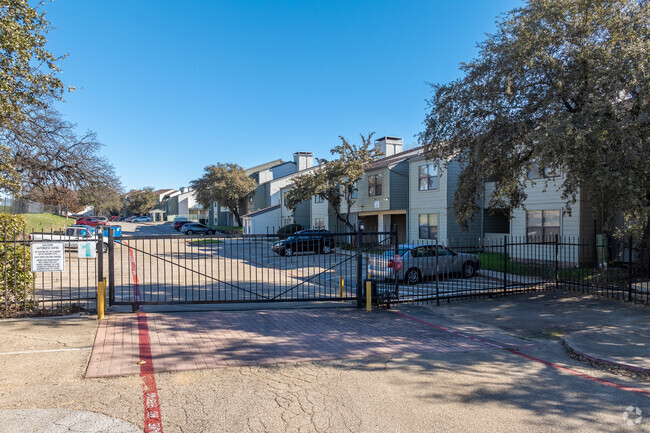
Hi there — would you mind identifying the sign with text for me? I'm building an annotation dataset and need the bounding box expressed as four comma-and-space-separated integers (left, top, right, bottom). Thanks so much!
30, 242, 65, 272
78, 242, 96, 259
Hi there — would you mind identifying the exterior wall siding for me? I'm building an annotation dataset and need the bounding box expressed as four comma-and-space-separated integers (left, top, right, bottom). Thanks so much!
389, 160, 409, 211
408, 159, 449, 241
350, 167, 390, 214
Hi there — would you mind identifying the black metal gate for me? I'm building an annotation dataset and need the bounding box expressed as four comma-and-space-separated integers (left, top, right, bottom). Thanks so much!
106, 229, 398, 310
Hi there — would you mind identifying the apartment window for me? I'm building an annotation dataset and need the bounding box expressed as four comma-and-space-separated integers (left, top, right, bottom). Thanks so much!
527, 163, 559, 179
526, 210, 560, 240
314, 195, 324, 203
418, 164, 439, 191
314, 218, 325, 229
368, 174, 383, 197
418, 213, 438, 240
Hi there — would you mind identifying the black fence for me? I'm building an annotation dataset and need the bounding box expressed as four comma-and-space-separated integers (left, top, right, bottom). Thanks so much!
2, 228, 649, 316
1, 228, 99, 316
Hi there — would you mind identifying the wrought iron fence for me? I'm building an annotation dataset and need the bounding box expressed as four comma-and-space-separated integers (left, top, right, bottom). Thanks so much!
2, 228, 648, 317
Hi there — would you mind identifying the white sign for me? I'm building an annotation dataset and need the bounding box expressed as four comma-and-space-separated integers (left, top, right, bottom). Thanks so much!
374, 200, 380, 209
78, 241, 96, 259
31, 242, 65, 272
220, 206, 229, 213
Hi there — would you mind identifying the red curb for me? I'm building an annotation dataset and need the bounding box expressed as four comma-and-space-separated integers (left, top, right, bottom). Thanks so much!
138, 312, 163, 433
392, 311, 650, 398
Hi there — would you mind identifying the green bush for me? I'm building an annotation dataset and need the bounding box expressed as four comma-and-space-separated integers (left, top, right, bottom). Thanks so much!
277, 223, 304, 239
0, 213, 34, 307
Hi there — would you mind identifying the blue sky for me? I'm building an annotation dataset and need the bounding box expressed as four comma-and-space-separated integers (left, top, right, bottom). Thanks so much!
45, 0, 523, 191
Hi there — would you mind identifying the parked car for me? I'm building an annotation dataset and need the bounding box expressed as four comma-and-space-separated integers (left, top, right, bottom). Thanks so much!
109, 216, 120, 221
134, 216, 152, 222
180, 223, 216, 235
173, 220, 193, 231
367, 244, 480, 284
272, 229, 335, 256
75, 217, 110, 227
124, 216, 136, 222
30, 226, 109, 253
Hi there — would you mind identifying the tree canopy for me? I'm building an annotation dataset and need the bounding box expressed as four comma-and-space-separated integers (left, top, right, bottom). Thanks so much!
286, 133, 381, 231
419, 0, 650, 236
190, 163, 257, 227
127, 188, 157, 216
0, 0, 64, 128
1, 107, 121, 193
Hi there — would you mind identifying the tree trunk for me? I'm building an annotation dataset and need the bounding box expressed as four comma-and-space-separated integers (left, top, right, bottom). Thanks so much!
232, 208, 243, 227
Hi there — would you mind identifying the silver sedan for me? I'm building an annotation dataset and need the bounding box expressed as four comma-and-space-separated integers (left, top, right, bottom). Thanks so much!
368, 244, 481, 284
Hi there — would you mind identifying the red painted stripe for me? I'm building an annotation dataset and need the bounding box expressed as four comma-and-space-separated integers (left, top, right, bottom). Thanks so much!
393, 311, 650, 398
126, 241, 163, 432
124, 241, 142, 304
137, 312, 164, 433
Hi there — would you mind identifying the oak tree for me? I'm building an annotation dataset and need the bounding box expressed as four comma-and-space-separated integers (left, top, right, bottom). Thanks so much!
286, 133, 381, 231
419, 0, 650, 238
191, 163, 257, 227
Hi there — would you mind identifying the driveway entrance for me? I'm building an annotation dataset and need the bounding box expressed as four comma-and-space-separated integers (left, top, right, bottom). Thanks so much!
86, 309, 493, 378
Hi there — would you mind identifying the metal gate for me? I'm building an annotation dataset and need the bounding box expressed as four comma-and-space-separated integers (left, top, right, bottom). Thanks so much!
106, 229, 398, 310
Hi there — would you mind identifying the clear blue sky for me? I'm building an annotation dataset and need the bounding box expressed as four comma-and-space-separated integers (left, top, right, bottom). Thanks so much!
45, 0, 523, 191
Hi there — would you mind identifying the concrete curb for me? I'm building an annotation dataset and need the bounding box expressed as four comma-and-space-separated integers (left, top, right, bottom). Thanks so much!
563, 334, 650, 376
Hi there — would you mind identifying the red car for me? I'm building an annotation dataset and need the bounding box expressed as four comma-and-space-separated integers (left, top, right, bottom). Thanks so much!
173, 220, 192, 231
109, 216, 120, 221
76, 217, 110, 227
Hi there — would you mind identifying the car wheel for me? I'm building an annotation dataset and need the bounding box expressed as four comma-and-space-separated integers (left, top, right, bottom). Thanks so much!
284, 247, 293, 257
207, 230, 215, 235
322, 245, 331, 254
97, 243, 108, 253
462, 261, 476, 278
405, 268, 421, 285
186, 230, 193, 235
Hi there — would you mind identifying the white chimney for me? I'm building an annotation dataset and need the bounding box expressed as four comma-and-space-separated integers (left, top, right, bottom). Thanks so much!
293, 152, 314, 171
374, 136, 403, 157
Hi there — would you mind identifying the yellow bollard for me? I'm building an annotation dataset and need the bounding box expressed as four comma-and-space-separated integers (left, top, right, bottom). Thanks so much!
97, 280, 105, 320
339, 276, 344, 300
366, 280, 372, 312
102, 277, 107, 316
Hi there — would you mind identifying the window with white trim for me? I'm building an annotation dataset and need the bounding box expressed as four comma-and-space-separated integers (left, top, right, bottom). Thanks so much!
526, 210, 560, 240
418, 213, 438, 239
368, 174, 382, 197
314, 195, 324, 203
418, 164, 439, 191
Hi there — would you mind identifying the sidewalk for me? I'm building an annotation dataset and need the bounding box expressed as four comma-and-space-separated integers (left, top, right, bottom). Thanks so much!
419, 290, 649, 375
564, 325, 650, 375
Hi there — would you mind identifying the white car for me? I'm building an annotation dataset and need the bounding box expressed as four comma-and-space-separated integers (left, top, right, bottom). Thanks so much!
134, 216, 152, 222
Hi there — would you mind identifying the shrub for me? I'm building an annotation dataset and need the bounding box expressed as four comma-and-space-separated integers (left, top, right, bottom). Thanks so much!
277, 223, 304, 239
0, 213, 34, 308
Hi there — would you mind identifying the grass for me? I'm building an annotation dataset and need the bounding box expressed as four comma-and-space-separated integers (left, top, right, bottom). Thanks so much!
476, 252, 630, 286
19, 213, 76, 233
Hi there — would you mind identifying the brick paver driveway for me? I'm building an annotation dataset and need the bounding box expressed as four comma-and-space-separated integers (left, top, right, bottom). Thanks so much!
86, 308, 493, 378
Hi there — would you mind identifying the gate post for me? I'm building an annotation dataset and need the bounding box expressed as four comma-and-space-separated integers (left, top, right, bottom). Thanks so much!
628, 236, 633, 302
435, 237, 440, 306
356, 224, 363, 308
108, 228, 115, 305
555, 234, 559, 290
393, 224, 399, 306
97, 229, 104, 317
503, 235, 507, 296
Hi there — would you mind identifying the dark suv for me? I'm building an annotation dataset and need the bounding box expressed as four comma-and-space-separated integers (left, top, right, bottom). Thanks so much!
272, 229, 335, 256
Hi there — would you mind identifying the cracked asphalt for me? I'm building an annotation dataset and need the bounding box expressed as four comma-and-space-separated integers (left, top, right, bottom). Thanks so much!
1, 294, 649, 432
